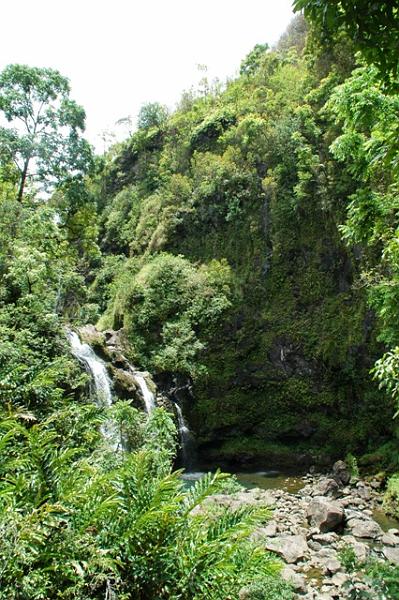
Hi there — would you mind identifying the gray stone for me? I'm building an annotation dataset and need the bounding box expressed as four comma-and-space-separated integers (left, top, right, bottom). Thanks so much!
382, 533, 399, 547
308, 540, 323, 551
331, 573, 348, 587
313, 532, 339, 545
324, 559, 341, 574
315, 478, 340, 498
355, 484, 371, 501
281, 566, 308, 592
307, 497, 344, 532
341, 537, 369, 563
263, 521, 278, 536
383, 546, 399, 565
332, 460, 351, 485
264, 534, 309, 563
345, 509, 364, 522
347, 518, 383, 539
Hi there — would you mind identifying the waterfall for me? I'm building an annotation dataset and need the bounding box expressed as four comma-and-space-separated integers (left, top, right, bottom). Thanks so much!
174, 403, 195, 471
66, 330, 119, 448
131, 371, 155, 414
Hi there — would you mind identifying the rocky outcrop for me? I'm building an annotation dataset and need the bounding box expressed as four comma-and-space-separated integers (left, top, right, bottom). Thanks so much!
77, 325, 165, 412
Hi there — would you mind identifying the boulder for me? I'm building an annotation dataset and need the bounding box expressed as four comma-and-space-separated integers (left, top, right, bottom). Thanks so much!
111, 368, 138, 399
382, 533, 399, 547
331, 572, 348, 587
355, 483, 371, 501
263, 521, 278, 537
79, 324, 104, 346
307, 497, 344, 532
312, 532, 339, 545
264, 534, 309, 563
315, 478, 340, 498
347, 518, 382, 539
332, 460, 351, 485
341, 536, 369, 564
324, 559, 341, 574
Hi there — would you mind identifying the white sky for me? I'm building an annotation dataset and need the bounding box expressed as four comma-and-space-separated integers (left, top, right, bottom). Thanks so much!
1, 0, 294, 151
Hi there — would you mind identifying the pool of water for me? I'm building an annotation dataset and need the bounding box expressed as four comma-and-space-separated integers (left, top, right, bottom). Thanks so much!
235, 471, 306, 493
181, 470, 306, 494
373, 508, 399, 532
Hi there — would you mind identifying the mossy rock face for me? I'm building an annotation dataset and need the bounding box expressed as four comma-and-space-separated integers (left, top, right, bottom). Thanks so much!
109, 367, 139, 403
79, 325, 105, 350
180, 193, 392, 464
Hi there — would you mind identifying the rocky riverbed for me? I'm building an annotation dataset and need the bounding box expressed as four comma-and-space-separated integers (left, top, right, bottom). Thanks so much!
197, 462, 399, 599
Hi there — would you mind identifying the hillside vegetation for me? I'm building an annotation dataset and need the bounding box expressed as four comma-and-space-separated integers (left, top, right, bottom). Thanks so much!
91, 16, 397, 468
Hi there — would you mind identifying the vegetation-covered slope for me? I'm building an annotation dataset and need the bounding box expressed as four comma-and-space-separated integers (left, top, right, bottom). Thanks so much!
92, 17, 395, 467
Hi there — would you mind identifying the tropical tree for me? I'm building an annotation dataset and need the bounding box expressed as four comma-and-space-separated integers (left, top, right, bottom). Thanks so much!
0, 64, 93, 201
293, 0, 399, 89
137, 102, 169, 130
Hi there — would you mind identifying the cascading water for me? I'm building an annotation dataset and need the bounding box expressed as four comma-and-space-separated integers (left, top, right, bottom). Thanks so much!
131, 371, 155, 414
174, 403, 195, 470
66, 330, 120, 449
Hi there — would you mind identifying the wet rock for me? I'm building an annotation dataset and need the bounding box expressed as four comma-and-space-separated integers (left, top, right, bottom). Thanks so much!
111, 368, 138, 399
79, 324, 105, 347
264, 534, 309, 563
332, 461, 351, 486
307, 497, 344, 532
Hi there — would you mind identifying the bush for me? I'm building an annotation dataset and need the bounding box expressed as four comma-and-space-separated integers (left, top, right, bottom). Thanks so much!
102, 253, 234, 377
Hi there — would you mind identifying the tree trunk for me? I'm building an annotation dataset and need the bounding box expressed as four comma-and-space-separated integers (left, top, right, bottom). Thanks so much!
17, 158, 30, 202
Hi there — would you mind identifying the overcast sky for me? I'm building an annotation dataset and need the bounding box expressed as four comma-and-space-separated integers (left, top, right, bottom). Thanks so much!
1, 0, 294, 150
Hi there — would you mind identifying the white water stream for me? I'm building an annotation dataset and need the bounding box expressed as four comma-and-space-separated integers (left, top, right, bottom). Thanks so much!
66, 330, 120, 448
131, 371, 155, 414
67, 329, 197, 466
174, 403, 194, 469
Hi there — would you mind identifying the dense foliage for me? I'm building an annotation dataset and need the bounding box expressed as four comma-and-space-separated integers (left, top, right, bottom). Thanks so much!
0, 406, 288, 599
90, 11, 397, 468
1, 2, 399, 596
293, 0, 399, 89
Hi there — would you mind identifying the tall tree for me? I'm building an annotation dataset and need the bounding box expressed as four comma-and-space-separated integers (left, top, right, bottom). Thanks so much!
0, 64, 93, 201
